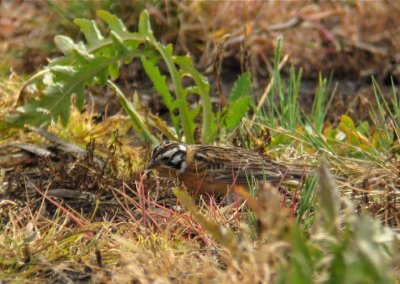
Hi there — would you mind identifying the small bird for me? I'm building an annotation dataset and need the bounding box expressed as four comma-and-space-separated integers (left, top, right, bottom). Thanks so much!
147, 141, 308, 195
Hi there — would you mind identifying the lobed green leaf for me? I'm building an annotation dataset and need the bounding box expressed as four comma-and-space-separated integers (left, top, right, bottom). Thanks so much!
74, 19, 104, 49
230, 72, 251, 102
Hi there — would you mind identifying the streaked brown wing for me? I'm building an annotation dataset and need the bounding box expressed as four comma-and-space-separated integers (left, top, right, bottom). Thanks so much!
189, 145, 290, 184
209, 161, 288, 184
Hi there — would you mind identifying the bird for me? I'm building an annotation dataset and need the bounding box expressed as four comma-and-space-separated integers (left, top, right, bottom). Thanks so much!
147, 141, 309, 195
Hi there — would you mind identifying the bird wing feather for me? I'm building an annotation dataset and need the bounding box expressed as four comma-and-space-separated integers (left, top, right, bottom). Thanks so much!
189, 145, 292, 184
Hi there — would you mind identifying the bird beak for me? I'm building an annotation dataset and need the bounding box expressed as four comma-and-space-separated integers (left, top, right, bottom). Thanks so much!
146, 159, 155, 170
143, 160, 156, 176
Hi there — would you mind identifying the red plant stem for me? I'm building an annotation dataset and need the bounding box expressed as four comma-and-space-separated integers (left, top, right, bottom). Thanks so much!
111, 185, 162, 231
28, 179, 86, 228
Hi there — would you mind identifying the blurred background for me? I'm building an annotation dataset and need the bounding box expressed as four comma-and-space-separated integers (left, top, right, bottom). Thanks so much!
1, 0, 399, 122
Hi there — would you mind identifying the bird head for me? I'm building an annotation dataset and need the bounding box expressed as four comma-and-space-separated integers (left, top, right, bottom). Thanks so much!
147, 141, 187, 173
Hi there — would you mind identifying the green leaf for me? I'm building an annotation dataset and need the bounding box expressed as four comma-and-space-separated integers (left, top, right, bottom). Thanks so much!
96, 68, 108, 86
151, 43, 195, 143
108, 81, 159, 144
97, 10, 128, 36
287, 225, 315, 284
224, 96, 252, 130
5, 100, 51, 128
71, 48, 94, 63
54, 36, 76, 55
55, 35, 94, 62
357, 121, 369, 135
318, 162, 340, 236
174, 55, 214, 142
141, 56, 178, 131
138, 10, 153, 37
110, 31, 130, 55
7, 55, 115, 127
51, 65, 77, 77
75, 83, 85, 111
141, 57, 173, 108
107, 62, 120, 79
9, 81, 72, 128
230, 72, 252, 102
41, 83, 71, 127
174, 55, 210, 95
340, 114, 356, 130
221, 72, 252, 131
74, 19, 104, 49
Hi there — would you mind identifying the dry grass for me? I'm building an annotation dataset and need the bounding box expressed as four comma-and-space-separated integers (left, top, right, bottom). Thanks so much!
1, 109, 399, 281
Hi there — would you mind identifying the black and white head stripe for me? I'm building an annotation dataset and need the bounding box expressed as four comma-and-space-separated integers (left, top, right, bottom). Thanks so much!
150, 141, 187, 173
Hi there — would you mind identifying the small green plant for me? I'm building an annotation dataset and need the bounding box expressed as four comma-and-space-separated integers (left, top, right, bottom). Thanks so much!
5, 10, 253, 144
310, 74, 334, 133
370, 77, 398, 152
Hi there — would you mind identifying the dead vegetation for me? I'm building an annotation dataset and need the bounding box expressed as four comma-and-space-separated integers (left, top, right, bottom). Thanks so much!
0, 116, 399, 282
2, 1, 399, 79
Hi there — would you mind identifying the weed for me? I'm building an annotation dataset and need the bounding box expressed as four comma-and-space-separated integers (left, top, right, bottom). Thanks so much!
5, 10, 253, 144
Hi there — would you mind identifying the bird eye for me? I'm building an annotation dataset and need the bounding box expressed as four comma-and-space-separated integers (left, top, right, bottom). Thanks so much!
161, 156, 170, 162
